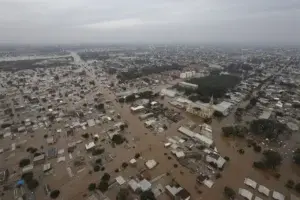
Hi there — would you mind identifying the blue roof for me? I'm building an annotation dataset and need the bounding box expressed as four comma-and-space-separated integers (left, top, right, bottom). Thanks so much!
17, 179, 25, 186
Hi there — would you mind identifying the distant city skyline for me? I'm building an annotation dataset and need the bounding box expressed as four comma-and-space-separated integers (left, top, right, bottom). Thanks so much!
0, 0, 299, 45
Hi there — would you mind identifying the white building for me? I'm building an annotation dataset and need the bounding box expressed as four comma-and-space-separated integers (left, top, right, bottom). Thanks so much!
145, 159, 157, 169
258, 185, 270, 197
206, 153, 226, 169
178, 126, 213, 147
128, 179, 152, 192
165, 185, 191, 200
87, 119, 96, 127
180, 71, 196, 79
272, 191, 285, 200
144, 119, 156, 127
139, 179, 152, 192
213, 101, 233, 116
244, 178, 257, 189
130, 105, 145, 112
186, 97, 214, 119
160, 88, 177, 97
194, 133, 213, 147
239, 188, 253, 200
85, 142, 95, 151
179, 82, 198, 90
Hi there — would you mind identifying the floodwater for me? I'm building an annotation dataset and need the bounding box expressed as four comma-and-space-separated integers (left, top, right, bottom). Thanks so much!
1, 53, 299, 200
74, 53, 300, 199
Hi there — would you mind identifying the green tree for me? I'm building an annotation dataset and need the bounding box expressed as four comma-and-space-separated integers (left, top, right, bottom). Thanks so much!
94, 165, 100, 172
140, 190, 156, 200
293, 148, 300, 165
117, 188, 130, 200
285, 180, 295, 189
295, 183, 300, 193
101, 173, 111, 182
112, 135, 124, 145
22, 172, 33, 183
224, 186, 236, 199
98, 181, 109, 192
27, 179, 39, 191
50, 190, 60, 199
88, 183, 96, 191
263, 150, 282, 169
19, 158, 30, 168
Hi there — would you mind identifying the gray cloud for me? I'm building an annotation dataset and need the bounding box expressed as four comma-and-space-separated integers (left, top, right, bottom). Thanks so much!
0, 0, 299, 45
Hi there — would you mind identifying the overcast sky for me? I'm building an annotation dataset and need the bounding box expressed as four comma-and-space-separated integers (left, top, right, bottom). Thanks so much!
0, 0, 299, 45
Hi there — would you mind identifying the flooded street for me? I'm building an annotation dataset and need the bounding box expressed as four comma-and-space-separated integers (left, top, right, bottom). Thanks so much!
1, 51, 297, 200
70, 52, 300, 199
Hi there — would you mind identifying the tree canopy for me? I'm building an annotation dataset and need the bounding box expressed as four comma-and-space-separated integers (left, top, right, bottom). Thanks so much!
98, 180, 109, 192
293, 148, 300, 165
101, 173, 111, 182
50, 190, 60, 199
19, 158, 31, 168
262, 150, 282, 169
178, 75, 240, 100
117, 188, 130, 200
27, 179, 39, 191
112, 134, 125, 145
92, 148, 105, 156
88, 183, 96, 191
140, 190, 156, 200
250, 119, 288, 139
222, 125, 248, 138
117, 64, 184, 81
224, 186, 236, 199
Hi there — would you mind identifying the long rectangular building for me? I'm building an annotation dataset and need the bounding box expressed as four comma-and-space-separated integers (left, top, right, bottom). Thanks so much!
178, 126, 213, 147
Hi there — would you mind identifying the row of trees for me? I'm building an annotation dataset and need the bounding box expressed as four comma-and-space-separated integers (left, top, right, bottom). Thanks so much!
222, 125, 248, 138
78, 52, 109, 61
117, 63, 184, 81
119, 91, 157, 103
116, 188, 156, 200
88, 174, 111, 192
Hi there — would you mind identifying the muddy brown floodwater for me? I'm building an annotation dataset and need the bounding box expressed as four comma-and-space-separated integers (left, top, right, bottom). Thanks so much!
85, 63, 299, 199
4, 55, 292, 200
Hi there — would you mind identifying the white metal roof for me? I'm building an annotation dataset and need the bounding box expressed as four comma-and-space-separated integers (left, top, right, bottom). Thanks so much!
160, 88, 176, 97
165, 185, 182, 196
272, 191, 285, 200
203, 179, 214, 188
128, 179, 139, 191
239, 188, 253, 200
115, 176, 126, 185
258, 185, 270, 196
87, 119, 96, 127
254, 196, 263, 200
178, 126, 195, 138
213, 101, 233, 112
175, 151, 185, 158
145, 159, 157, 169
22, 164, 34, 173
139, 179, 152, 192
130, 105, 145, 111
194, 133, 213, 147
206, 154, 226, 169
85, 142, 95, 150
244, 178, 257, 189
